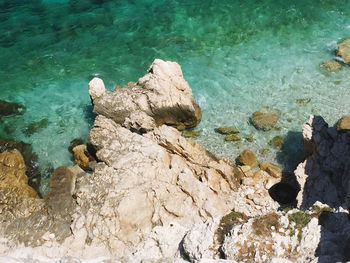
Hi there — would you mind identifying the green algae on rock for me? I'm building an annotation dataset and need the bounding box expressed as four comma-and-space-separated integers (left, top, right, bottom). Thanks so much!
295, 98, 311, 106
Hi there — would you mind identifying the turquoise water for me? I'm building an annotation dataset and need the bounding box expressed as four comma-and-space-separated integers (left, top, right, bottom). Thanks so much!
1, 0, 350, 193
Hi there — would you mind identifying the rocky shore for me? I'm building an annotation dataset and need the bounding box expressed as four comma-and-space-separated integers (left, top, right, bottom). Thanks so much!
0, 58, 350, 263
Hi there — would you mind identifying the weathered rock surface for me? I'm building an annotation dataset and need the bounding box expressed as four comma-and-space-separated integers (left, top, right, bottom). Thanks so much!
251, 106, 280, 131
89, 59, 202, 132
336, 38, 350, 64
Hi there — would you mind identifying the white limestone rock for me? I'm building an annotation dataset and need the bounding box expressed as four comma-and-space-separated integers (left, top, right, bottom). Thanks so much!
89, 59, 202, 132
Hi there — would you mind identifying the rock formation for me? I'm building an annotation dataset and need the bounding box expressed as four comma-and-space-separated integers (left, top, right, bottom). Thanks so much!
336, 38, 350, 63
89, 59, 202, 132
1, 60, 349, 263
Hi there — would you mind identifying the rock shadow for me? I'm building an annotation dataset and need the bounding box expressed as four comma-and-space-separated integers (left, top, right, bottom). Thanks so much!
268, 130, 305, 209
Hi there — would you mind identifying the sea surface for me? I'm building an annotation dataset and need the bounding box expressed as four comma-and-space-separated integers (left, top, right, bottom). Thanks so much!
1, 0, 350, 193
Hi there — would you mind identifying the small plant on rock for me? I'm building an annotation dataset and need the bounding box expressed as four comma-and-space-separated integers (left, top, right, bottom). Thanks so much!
288, 211, 311, 242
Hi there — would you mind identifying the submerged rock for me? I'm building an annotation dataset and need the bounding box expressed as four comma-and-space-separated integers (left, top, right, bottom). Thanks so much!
295, 98, 311, 106
319, 60, 342, 72
182, 130, 201, 138
0, 99, 26, 116
269, 136, 283, 149
337, 38, 350, 64
251, 106, 280, 131
224, 134, 240, 141
22, 118, 49, 136
89, 59, 202, 133
216, 126, 239, 135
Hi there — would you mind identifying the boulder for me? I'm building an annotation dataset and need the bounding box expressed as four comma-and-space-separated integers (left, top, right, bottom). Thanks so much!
89, 59, 202, 132
238, 149, 258, 167
251, 107, 280, 131
319, 60, 342, 72
337, 38, 350, 64
0, 99, 26, 116
336, 115, 350, 131
259, 162, 282, 178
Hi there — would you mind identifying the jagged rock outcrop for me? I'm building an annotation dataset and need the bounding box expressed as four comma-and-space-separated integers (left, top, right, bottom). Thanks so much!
89, 59, 202, 132
297, 114, 350, 209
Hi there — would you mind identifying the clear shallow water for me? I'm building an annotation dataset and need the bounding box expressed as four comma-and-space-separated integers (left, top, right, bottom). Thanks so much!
1, 0, 350, 193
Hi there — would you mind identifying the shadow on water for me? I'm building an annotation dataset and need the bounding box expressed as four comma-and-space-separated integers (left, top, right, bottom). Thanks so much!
269, 116, 350, 262
83, 104, 96, 128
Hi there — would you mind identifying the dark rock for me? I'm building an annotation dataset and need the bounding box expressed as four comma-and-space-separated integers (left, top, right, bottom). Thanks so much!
0, 100, 26, 116
22, 118, 49, 136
